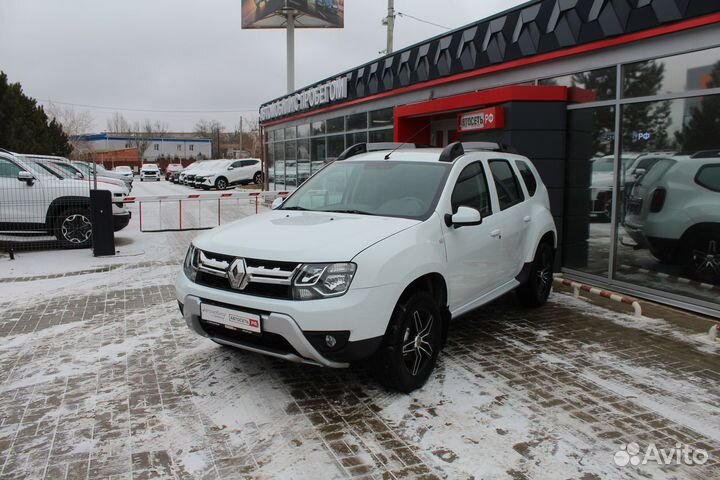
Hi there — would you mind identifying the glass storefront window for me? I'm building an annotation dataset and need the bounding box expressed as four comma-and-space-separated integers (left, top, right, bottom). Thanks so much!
614, 93, 720, 304
297, 124, 311, 138
311, 137, 326, 164
539, 66, 616, 103
623, 46, 720, 98
327, 116, 344, 133
327, 134, 345, 160
275, 128, 284, 142
370, 129, 393, 143
346, 131, 367, 147
297, 139, 310, 184
564, 105, 615, 277
312, 121, 325, 136
370, 107, 394, 128
285, 126, 296, 140
346, 112, 368, 131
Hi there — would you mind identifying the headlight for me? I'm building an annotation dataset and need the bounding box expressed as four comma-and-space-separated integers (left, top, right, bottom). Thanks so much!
183, 244, 199, 281
292, 263, 356, 300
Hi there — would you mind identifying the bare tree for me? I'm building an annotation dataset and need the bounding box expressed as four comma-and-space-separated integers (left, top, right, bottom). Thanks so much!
106, 112, 131, 133
195, 119, 224, 158
127, 119, 169, 161
46, 102, 94, 156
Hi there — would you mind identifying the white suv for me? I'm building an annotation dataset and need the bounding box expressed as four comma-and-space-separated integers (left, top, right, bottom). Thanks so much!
197, 159, 263, 190
0, 152, 131, 247
140, 163, 160, 181
623, 154, 720, 283
176, 142, 557, 392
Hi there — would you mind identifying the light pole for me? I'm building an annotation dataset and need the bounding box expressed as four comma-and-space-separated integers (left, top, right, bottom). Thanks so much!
286, 9, 295, 94
386, 0, 395, 55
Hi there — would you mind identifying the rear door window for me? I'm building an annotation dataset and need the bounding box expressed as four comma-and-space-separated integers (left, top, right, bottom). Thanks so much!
489, 159, 525, 210
695, 164, 720, 192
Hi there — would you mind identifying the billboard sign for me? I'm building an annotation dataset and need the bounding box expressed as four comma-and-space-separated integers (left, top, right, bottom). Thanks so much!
458, 107, 505, 133
242, 0, 344, 29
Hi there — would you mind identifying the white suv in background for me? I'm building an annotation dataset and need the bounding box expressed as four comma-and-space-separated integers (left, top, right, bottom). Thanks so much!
140, 163, 160, 181
177, 142, 557, 392
0, 152, 131, 247
197, 158, 263, 190
624, 154, 720, 283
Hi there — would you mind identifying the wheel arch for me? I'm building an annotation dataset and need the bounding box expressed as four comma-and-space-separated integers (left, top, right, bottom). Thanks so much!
679, 222, 720, 249
396, 272, 450, 345
46, 196, 90, 228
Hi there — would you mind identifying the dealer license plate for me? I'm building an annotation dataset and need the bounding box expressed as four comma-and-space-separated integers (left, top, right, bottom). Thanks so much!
201, 303, 261, 334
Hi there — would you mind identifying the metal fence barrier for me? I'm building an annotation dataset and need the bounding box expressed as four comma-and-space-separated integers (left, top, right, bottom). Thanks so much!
122, 191, 289, 232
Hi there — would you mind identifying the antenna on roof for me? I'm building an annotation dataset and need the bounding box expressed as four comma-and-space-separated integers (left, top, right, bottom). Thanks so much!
384, 122, 431, 160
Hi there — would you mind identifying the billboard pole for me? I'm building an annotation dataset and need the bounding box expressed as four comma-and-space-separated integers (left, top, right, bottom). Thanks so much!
386, 0, 394, 55
286, 10, 295, 94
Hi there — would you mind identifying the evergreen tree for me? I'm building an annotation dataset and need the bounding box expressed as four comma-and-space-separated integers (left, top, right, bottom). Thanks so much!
675, 60, 720, 153
620, 60, 672, 151
0, 71, 72, 156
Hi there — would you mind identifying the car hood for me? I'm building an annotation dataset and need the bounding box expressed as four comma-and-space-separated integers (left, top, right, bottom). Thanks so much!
193, 210, 419, 262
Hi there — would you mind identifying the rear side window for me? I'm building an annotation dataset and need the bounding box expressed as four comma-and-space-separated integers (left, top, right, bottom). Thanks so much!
489, 159, 525, 210
451, 162, 492, 217
695, 164, 720, 192
515, 160, 537, 196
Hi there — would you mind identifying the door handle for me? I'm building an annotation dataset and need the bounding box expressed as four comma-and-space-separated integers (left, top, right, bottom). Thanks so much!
490, 229, 501, 238
523, 215, 531, 223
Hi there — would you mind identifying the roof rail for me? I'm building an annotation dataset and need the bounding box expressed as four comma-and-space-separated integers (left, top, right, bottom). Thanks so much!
439, 141, 518, 162
690, 149, 720, 159
336, 142, 416, 161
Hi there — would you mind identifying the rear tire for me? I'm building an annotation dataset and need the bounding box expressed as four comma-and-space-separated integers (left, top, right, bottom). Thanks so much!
55, 207, 92, 248
517, 242, 554, 307
253, 172, 262, 185
371, 291, 442, 393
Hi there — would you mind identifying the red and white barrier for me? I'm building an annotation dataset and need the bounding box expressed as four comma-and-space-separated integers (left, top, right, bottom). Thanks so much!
122, 190, 290, 204
553, 276, 642, 317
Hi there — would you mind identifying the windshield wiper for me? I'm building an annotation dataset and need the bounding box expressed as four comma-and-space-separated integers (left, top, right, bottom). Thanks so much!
323, 209, 376, 216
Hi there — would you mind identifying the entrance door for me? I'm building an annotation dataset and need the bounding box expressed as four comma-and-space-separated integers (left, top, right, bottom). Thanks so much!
430, 119, 457, 147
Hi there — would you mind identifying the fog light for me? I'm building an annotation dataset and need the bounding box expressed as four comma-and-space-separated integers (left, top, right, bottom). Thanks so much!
325, 335, 337, 348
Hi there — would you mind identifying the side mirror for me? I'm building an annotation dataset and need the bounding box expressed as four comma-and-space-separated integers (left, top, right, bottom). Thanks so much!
75, 172, 84, 179
17, 171, 34, 184
445, 206, 482, 228
271, 197, 284, 210
227, 166, 234, 170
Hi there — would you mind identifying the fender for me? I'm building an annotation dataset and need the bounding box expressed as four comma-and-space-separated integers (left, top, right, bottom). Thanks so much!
45, 196, 91, 227
522, 204, 557, 264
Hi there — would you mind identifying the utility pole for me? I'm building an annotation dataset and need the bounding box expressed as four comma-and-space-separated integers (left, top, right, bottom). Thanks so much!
386, 0, 395, 55
286, 10, 295, 93
239, 117, 243, 155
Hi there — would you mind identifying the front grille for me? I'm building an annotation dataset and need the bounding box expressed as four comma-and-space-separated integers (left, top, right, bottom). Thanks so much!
200, 321, 299, 357
194, 250, 298, 300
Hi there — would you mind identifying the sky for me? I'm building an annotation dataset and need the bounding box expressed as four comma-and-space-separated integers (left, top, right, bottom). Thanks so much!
0, 0, 528, 133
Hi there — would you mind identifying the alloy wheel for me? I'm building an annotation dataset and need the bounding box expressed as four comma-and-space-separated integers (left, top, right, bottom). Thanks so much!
217, 179, 227, 190
536, 247, 553, 298
691, 239, 720, 282
401, 310, 434, 376
61, 214, 92, 244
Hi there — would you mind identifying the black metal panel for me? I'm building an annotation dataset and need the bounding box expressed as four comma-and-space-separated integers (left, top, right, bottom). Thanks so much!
260, 0, 720, 123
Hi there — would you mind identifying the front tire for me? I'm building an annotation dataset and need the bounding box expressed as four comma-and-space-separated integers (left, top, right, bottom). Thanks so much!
372, 291, 442, 393
685, 230, 720, 284
55, 207, 92, 248
253, 172, 262, 185
215, 177, 228, 190
517, 242, 554, 307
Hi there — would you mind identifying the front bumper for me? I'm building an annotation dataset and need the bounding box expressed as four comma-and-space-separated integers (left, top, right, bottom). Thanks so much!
113, 212, 132, 232
175, 271, 393, 367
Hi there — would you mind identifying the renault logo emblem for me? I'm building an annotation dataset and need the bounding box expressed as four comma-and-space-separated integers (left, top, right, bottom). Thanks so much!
227, 258, 249, 290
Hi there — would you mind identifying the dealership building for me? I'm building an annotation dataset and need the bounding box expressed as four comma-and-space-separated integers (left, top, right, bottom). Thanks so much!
259, 0, 720, 316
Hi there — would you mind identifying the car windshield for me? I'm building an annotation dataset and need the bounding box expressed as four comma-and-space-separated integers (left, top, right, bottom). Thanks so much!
116, 166, 131, 172
637, 158, 676, 187
280, 160, 451, 220
53, 162, 83, 177
19, 158, 62, 178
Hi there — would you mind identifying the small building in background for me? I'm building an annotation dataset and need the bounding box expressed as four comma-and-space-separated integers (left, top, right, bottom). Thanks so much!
76, 133, 213, 165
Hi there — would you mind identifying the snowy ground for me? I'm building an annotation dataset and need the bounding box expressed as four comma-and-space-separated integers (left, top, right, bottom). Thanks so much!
0, 180, 719, 479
